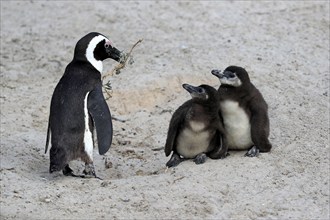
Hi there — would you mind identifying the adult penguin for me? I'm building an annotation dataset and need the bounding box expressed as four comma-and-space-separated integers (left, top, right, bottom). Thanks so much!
45, 32, 123, 178
211, 66, 272, 157
164, 84, 227, 167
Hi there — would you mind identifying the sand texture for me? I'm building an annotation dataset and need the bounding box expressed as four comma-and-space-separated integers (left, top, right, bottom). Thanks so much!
1, 1, 329, 219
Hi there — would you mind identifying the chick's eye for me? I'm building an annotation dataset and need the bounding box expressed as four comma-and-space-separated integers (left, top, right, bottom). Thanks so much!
228, 72, 235, 78
105, 44, 110, 48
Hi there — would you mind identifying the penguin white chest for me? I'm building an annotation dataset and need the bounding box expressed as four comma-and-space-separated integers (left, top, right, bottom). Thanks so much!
83, 92, 94, 160
176, 121, 210, 158
220, 100, 253, 150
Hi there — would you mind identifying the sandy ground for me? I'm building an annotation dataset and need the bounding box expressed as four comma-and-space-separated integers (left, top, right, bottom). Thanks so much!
1, 1, 329, 219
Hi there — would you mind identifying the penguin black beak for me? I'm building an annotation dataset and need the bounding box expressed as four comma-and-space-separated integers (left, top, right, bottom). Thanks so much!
182, 84, 203, 94
183, 84, 207, 99
211, 69, 224, 78
106, 46, 122, 62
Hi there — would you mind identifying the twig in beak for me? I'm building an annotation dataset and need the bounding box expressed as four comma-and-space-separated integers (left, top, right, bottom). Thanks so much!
102, 39, 143, 100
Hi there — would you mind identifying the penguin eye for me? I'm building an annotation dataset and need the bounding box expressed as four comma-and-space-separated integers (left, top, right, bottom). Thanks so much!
104, 41, 112, 49
228, 72, 236, 78
198, 88, 204, 93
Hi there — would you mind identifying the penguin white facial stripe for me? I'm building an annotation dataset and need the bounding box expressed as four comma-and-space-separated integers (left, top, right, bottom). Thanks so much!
220, 77, 242, 87
83, 92, 94, 161
191, 93, 209, 99
220, 100, 253, 149
85, 35, 108, 73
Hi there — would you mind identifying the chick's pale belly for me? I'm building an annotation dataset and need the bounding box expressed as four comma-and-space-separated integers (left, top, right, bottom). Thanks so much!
221, 100, 253, 150
176, 128, 210, 158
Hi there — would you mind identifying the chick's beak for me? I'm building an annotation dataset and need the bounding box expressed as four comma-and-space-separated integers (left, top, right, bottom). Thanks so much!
182, 84, 200, 94
211, 69, 223, 78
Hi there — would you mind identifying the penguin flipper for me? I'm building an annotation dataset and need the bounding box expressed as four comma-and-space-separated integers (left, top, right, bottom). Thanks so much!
45, 118, 51, 154
249, 97, 272, 153
164, 104, 187, 156
88, 85, 113, 155
166, 153, 183, 167
208, 131, 228, 159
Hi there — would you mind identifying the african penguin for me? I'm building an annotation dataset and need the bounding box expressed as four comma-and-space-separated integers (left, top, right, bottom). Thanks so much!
45, 32, 123, 178
164, 83, 227, 167
211, 66, 272, 157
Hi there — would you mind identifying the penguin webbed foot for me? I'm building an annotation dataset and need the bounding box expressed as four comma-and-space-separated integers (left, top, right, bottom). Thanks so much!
62, 164, 102, 179
62, 165, 74, 176
217, 152, 230, 159
193, 153, 207, 164
245, 146, 260, 157
83, 163, 99, 179
81, 163, 103, 179
166, 153, 184, 168
208, 151, 230, 160
62, 165, 85, 178
82, 171, 103, 180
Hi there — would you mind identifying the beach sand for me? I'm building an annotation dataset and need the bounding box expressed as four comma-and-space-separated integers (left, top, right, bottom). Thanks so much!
1, 1, 329, 219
